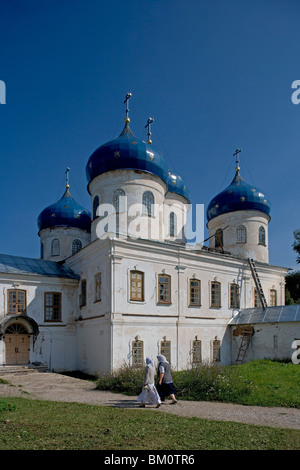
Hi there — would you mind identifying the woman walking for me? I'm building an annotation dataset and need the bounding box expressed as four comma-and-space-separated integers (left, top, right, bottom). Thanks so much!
156, 354, 177, 404
137, 357, 161, 408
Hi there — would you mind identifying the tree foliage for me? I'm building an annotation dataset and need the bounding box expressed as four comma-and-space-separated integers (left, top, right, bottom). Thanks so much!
285, 230, 300, 304
292, 229, 300, 264
285, 271, 300, 304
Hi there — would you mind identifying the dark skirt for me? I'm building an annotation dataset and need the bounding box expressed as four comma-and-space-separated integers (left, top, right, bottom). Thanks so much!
157, 382, 176, 400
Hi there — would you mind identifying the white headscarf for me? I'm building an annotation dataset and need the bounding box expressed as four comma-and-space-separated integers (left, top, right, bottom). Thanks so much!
146, 357, 154, 367
157, 355, 167, 363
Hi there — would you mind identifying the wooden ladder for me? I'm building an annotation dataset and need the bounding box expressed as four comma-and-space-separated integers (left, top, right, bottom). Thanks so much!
236, 327, 253, 364
248, 258, 267, 310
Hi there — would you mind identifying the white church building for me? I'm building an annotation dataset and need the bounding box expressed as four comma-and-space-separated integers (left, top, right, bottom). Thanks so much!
0, 96, 298, 374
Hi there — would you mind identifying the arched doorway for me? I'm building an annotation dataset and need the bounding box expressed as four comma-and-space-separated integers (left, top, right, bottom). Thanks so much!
4, 323, 30, 365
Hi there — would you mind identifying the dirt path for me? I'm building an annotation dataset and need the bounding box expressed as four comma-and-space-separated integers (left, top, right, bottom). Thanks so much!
0, 371, 299, 430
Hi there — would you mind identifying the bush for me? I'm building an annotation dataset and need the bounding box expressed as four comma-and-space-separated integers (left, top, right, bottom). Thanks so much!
96, 363, 144, 396
96, 362, 252, 403
174, 364, 252, 402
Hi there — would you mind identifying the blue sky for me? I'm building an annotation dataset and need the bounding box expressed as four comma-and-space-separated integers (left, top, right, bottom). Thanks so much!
0, 0, 299, 271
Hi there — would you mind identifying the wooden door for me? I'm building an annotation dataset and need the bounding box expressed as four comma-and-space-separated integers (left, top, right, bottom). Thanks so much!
4, 323, 30, 365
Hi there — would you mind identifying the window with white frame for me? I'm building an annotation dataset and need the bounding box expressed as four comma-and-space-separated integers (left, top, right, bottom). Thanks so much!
158, 274, 171, 304
189, 279, 201, 306
259, 226, 266, 245
192, 339, 202, 364
237, 225, 247, 244
130, 271, 144, 301
51, 239, 60, 256
211, 281, 221, 307
160, 339, 171, 363
212, 338, 221, 362
230, 283, 239, 308
132, 339, 143, 368
142, 191, 154, 217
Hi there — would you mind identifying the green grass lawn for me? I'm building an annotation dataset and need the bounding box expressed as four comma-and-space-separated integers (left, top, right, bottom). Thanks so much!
0, 397, 299, 450
223, 360, 300, 407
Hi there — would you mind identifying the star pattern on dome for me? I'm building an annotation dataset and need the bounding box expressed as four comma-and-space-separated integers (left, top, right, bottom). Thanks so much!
206, 169, 271, 222
114, 151, 120, 159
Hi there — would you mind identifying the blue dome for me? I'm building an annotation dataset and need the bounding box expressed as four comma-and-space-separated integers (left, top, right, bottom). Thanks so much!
38, 188, 91, 233
206, 170, 271, 222
167, 169, 190, 201
86, 123, 169, 189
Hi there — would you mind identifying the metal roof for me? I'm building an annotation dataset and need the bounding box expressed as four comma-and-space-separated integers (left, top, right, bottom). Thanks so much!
229, 305, 300, 325
0, 253, 79, 280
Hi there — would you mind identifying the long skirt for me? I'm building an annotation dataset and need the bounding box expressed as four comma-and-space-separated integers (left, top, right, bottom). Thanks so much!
157, 382, 176, 401
137, 384, 161, 405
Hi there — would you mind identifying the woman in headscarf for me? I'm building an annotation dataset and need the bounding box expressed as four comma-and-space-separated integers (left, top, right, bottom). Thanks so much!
156, 354, 177, 404
137, 357, 161, 408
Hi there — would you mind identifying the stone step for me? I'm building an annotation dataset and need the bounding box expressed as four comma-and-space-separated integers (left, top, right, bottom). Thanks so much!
0, 364, 49, 374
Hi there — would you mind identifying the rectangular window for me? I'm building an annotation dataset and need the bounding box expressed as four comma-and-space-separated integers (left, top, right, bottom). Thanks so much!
158, 274, 171, 304
254, 288, 262, 308
230, 284, 239, 308
7, 289, 26, 314
94, 273, 102, 302
130, 271, 144, 301
132, 340, 143, 368
270, 289, 277, 307
212, 339, 221, 362
192, 340, 202, 364
80, 280, 86, 307
211, 282, 221, 307
44, 292, 62, 321
189, 279, 201, 306
160, 340, 171, 364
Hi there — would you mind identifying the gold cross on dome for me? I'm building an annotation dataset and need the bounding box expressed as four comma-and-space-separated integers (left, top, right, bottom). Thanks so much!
145, 117, 154, 144
65, 167, 70, 189
233, 148, 242, 172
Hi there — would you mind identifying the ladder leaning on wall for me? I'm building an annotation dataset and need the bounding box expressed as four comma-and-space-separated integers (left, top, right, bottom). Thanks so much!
236, 327, 253, 364
248, 258, 268, 310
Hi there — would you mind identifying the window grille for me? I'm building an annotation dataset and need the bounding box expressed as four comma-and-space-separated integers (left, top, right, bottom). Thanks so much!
130, 271, 144, 301
213, 339, 221, 362
192, 340, 202, 364
7, 290, 26, 314
160, 340, 171, 363
72, 239, 82, 255
44, 292, 61, 321
132, 340, 143, 367
113, 189, 125, 213
270, 289, 277, 307
158, 274, 171, 303
259, 226, 266, 245
237, 225, 247, 243
230, 284, 239, 308
142, 191, 154, 217
189, 279, 201, 306
211, 282, 221, 307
